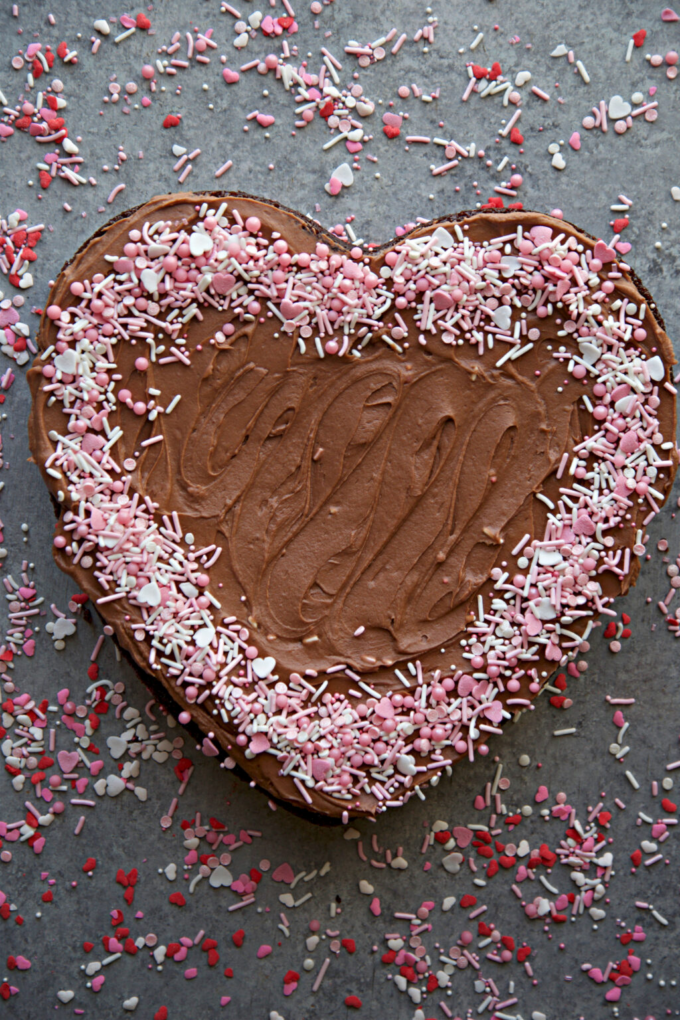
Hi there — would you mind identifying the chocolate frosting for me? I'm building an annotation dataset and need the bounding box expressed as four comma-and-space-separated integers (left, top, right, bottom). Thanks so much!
28, 193, 677, 818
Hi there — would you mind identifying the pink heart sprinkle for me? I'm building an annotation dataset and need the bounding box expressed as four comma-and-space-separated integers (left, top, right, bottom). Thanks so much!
605, 987, 621, 1002
22, 639, 35, 657
90, 760, 105, 777
91, 975, 105, 992
75, 777, 89, 794
57, 750, 80, 773
568, 131, 581, 151
369, 897, 381, 916
382, 112, 402, 128
222, 68, 240, 84
593, 239, 616, 264
612, 710, 625, 727
271, 862, 295, 884
15, 956, 31, 970
201, 737, 219, 756
473, 794, 486, 811
588, 967, 604, 983
345, 140, 362, 153
211, 272, 236, 295
327, 176, 342, 195
256, 113, 276, 128
256, 945, 272, 959
662, 8, 679, 21
452, 826, 473, 848
535, 785, 549, 803
615, 241, 632, 255
283, 982, 298, 997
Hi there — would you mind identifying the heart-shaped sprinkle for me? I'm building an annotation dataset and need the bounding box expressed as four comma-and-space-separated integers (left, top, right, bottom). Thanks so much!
57, 750, 80, 773
535, 785, 549, 802
593, 239, 616, 263
209, 865, 233, 887
608, 95, 632, 119
222, 67, 240, 83
211, 272, 236, 295
57, 991, 75, 1004
256, 113, 276, 128
568, 131, 581, 150
252, 656, 276, 678
662, 7, 680, 20
271, 862, 295, 884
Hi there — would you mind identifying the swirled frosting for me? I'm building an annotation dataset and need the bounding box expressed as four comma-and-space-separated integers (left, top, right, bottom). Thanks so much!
28, 193, 677, 818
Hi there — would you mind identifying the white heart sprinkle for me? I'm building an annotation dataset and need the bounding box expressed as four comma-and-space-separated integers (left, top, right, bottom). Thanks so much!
62, 137, 79, 155
608, 95, 632, 119
57, 991, 75, 1004
387, 938, 404, 951
107, 735, 128, 760
252, 656, 276, 678
134, 786, 147, 802
194, 626, 215, 649
646, 355, 665, 381
164, 863, 177, 881
233, 31, 249, 48
172, 144, 187, 157
359, 879, 374, 894
343, 827, 361, 840
209, 864, 233, 888
578, 341, 600, 366
180, 582, 199, 598
492, 305, 512, 331
106, 774, 126, 797
442, 896, 456, 912
515, 70, 532, 86
122, 997, 139, 1011
551, 152, 566, 170
442, 851, 464, 874
93, 19, 110, 35
94, 778, 107, 796
332, 161, 354, 186
431, 226, 455, 250
306, 935, 320, 951
551, 44, 568, 57
54, 349, 77, 375
148, 243, 171, 258
589, 906, 606, 921
153, 946, 167, 964
390, 855, 408, 870
671, 186, 680, 202
189, 232, 213, 257
140, 268, 159, 294
85, 961, 101, 976
137, 580, 161, 606
396, 754, 417, 776
278, 892, 295, 907
52, 617, 76, 639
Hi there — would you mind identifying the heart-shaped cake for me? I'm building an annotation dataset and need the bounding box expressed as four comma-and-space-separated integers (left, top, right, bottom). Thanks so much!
28, 193, 677, 818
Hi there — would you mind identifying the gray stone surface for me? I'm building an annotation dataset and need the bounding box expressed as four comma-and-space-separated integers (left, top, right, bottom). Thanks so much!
1, 1, 679, 1018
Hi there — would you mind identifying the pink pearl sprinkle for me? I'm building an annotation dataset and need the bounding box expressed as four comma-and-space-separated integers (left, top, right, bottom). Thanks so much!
132, 401, 147, 415
134, 357, 149, 371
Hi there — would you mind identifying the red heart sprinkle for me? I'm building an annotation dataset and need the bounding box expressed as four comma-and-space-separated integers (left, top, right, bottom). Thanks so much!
168, 892, 186, 907
345, 995, 362, 1009
154, 1008, 168, 1020
510, 127, 524, 145
632, 29, 647, 47
163, 115, 181, 128
232, 929, 245, 947
82, 857, 96, 873
460, 894, 477, 908
136, 13, 151, 30
341, 938, 356, 954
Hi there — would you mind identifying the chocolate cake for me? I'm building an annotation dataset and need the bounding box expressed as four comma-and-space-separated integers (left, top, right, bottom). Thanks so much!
28, 192, 677, 818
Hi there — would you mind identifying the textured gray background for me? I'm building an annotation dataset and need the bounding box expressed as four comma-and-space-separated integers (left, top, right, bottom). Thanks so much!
1, 1, 680, 1018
